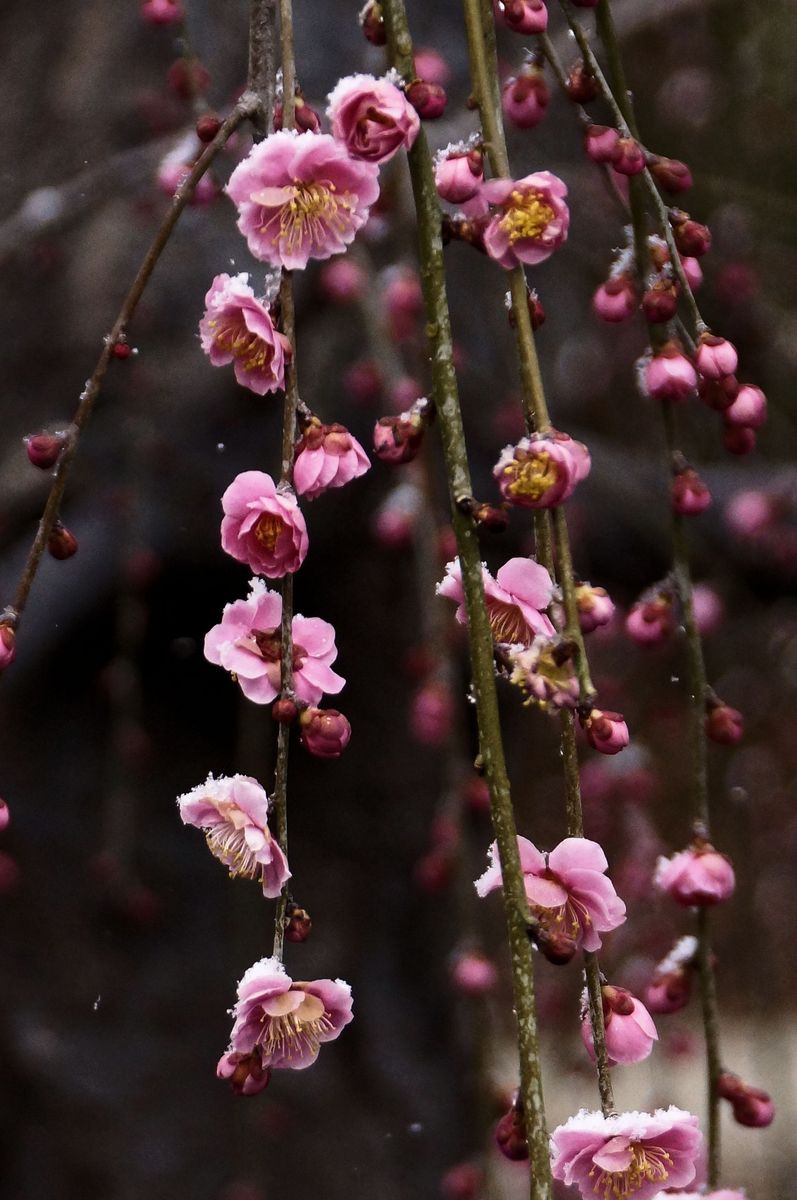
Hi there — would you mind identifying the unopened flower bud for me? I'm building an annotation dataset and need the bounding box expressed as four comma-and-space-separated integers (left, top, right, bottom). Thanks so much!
48, 523, 78, 560
626, 594, 674, 645
410, 682, 453, 745
644, 342, 697, 402
284, 902, 313, 943
299, 707, 352, 759
602, 985, 635, 1016
0, 625, 15, 671
696, 333, 738, 380
217, 1051, 271, 1097
373, 406, 427, 464
25, 432, 65, 469
723, 425, 756, 456
575, 583, 615, 633
273, 96, 321, 133
672, 468, 711, 515
495, 0, 548, 33
472, 503, 509, 532
319, 258, 367, 304
593, 275, 636, 323
196, 113, 222, 143
534, 926, 578, 965
0, 799, 9, 833
645, 966, 692, 1014
566, 61, 599, 103
359, 0, 386, 44
681, 255, 703, 289
582, 708, 629, 755
705, 699, 743, 745
670, 210, 712, 258
434, 150, 484, 205
271, 698, 298, 724
649, 156, 693, 194
718, 1073, 774, 1128
698, 374, 739, 411
641, 280, 679, 323
345, 359, 382, 405
406, 79, 447, 120
502, 63, 549, 129
112, 341, 131, 358
495, 1101, 528, 1162
612, 136, 646, 176
724, 383, 767, 429
140, 0, 183, 25
584, 124, 619, 164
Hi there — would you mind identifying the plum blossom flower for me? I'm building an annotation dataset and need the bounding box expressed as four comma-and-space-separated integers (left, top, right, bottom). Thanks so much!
494, 431, 590, 508
551, 1107, 701, 1200
226, 131, 380, 269
654, 843, 735, 906
509, 637, 579, 709
581, 985, 658, 1066
327, 73, 420, 164
220, 956, 353, 1076
199, 273, 291, 395
221, 471, 308, 578
582, 708, 630, 755
177, 773, 289, 897
482, 172, 569, 269
438, 556, 555, 645
293, 417, 370, 500
204, 577, 345, 705
476, 835, 626, 951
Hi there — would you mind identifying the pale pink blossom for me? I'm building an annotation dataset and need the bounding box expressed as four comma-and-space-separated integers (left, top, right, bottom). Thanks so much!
724, 383, 767, 429
551, 1107, 701, 1200
438, 556, 555, 645
654, 844, 735, 906
494, 0, 548, 34
177, 773, 289, 897
226, 131, 380, 269
681, 256, 704, 289
509, 637, 579, 709
581, 986, 658, 1066
293, 418, 370, 500
204, 578, 344, 705
222, 956, 353, 1072
221, 471, 308, 578
476, 835, 626, 952
199, 273, 290, 395
327, 74, 420, 164
493, 431, 590, 508
482, 172, 569, 269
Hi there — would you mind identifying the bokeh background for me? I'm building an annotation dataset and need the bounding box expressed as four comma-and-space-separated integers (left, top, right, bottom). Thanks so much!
1, 1, 796, 1197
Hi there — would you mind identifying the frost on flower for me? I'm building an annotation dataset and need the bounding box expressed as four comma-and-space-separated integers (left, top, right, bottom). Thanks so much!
438, 556, 555, 646
199, 273, 291, 395
177, 773, 289, 897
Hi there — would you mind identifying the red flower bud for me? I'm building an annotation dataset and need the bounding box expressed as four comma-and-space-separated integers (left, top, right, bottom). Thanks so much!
672, 468, 711, 515
273, 97, 321, 133
25, 432, 66, 469
698, 374, 739, 411
705, 700, 743, 745
112, 341, 131, 359
0, 625, 16, 672
670, 210, 712, 258
612, 136, 646, 176
284, 903, 313, 943
649, 156, 693, 194
495, 1102, 528, 1162
406, 79, 447, 120
0, 798, 9, 833
48, 523, 78, 560
271, 698, 298, 724
196, 113, 222, 142
641, 280, 679, 323
723, 425, 756, 456
359, 0, 386, 45
566, 62, 599, 104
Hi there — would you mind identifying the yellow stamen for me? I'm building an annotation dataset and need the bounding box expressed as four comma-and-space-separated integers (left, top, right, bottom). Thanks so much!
257, 994, 334, 1062
254, 513, 285, 552
213, 318, 273, 372
504, 451, 559, 502
260, 181, 356, 254
499, 189, 555, 244
589, 1142, 672, 1199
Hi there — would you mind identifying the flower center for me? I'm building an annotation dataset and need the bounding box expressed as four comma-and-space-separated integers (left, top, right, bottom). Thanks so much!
527, 871, 592, 942
590, 1142, 672, 1199
500, 190, 555, 244
268, 181, 357, 253
487, 598, 534, 645
209, 316, 274, 372
254, 513, 286, 552
206, 822, 261, 881
257, 993, 334, 1062
250, 629, 307, 670
503, 451, 560, 501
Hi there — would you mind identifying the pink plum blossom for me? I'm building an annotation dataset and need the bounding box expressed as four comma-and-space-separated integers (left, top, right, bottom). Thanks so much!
177, 773, 289, 897
583, 708, 630, 755
438, 556, 555, 645
493, 430, 590, 508
581, 985, 658, 1066
654, 843, 735, 906
476, 835, 626, 952
509, 637, 579, 709
293, 418, 370, 500
482, 172, 569, 269
327, 73, 420, 164
221, 471, 308, 578
593, 275, 636, 322
221, 955, 353, 1074
204, 577, 344, 706
494, 0, 548, 34
226, 131, 380, 269
199, 273, 291, 395
551, 1107, 701, 1200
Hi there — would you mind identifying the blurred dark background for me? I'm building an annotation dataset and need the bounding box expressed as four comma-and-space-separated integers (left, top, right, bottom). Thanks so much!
1, 1, 796, 1197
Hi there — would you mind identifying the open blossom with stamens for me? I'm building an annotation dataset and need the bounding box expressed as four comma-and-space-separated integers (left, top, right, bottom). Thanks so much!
551, 1107, 701, 1200
199, 273, 291, 395
204, 577, 344, 705
177, 773, 289, 897
655, 843, 735, 906
327, 73, 420, 164
494, 431, 590, 508
581, 985, 658, 1066
293, 417, 370, 500
476, 835, 626, 951
226, 131, 380, 269
438, 557, 555, 646
221, 471, 308, 578
220, 956, 353, 1079
482, 172, 568, 269
509, 637, 579, 709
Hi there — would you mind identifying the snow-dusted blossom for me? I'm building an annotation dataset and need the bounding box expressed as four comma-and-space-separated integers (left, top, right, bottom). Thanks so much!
327, 73, 420, 164
476, 835, 626, 952
219, 956, 353, 1079
581, 985, 658, 1066
482, 172, 569, 269
438, 556, 555, 645
493, 431, 590, 508
551, 1107, 701, 1200
226, 131, 380, 269
434, 147, 484, 205
177, 773, 289, 897
204, 577, 344, 705
199, 273, 291, 395
644, 936, 697, 1015
509, 637, 579, 709
293, 417, 370, 500
654, 843, 735, 906
221, 470, 308, 578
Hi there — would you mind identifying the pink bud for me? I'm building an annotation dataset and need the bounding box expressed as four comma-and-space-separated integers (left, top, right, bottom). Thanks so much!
705, 701, 744, 745
451, 951, 498, 996
696, 333, 738, 380
725, 489, 774, 538
434, 150, 484, 205
271, 698, 298, 724
723, 425, 756, 456
645, 344, 697, 402
581, 986, 658, 1065
385, 269, 424, 340
167, 57, 210, 100
273, 96, 321, 133
414, 48, 451, 87
373, 405, 427, 464
724, 383, 767, 429
494, 0, 548, 33
495, 1102, 528, 1161
0, 799, 9, 833
692, 583, 724, 636
718, 1073, 775, 1128
612, 136, 646, 176
405, 79, 447, 120
217, 1052, 271, 1097
319, 258, 366, 303
48, 523, 78, 560
140, 0, 183, 24
575, 583, 615, 633
681, 256, 703, 289
441, 1163, 483, 1200
464, 776, 491, 814
641, 281, 679, 323
583, 708, 629, 755
626, 596, 674, 645
672, 468, 711, 515
359, 0, 386, 44
345, 360, 383, 405
25, 432, 66, 469
196, 113, 222, 143
410, 683, 454, 745
0, 850, 20, 893
655, 843, 735, 907
593, 275, 636, 323
671, 210, 712, 258
501, 64, 549, 129
299, 707, 352, 759
584, 123, 620, 164
645, 967, 692, 1015
649, 156, 693, 193
0, 625, 16, 672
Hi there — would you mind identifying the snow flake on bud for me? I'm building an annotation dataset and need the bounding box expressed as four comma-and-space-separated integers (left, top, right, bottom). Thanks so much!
293, 417, 370, 500
373, 398, 430, 464
654, 842, 735, 907
581, 985, 658, 1066
582, 708, 629, 755
718, 1073, 774, 1128
221, 471, 308, 578
200, 273, 291, 395
483, 172, 569, 269
327, 74, 420, 165
672, 467, 712, 515
643, 342, 697, 403
25, 431, 67, 469
705, 697, 744, 745
575, 583, 615, 633
300, 707, 352, 758
48, 522, 78, 560
502, 63, 550, 130
493, 431, 590, 509
494, 0, 548, 34
644, 936, 697, 1014
509, 636, 580, 710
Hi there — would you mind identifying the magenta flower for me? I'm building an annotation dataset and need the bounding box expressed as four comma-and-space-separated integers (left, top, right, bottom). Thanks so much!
293, 418, 370, 500
221, 471, 308, 578
551, 1107, 701, 1200
438, 556, 555, 645
327, 73, 420, 164
494, 431, 590, 508
476, 835, 626, 952
199, 273, 291, 395
655, 843, 735, 906
482, 172, 568, 269
583, 708, 630, 755
581, 985, 658, 1066
221, 955, 353, 1072
226, 131, 380, 269
177, 773, 289, 897
204, 578, 344, 705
